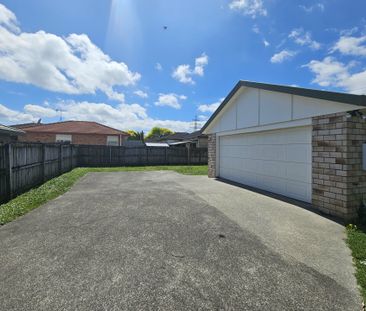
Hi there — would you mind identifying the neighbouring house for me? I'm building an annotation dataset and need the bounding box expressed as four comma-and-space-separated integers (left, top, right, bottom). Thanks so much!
0, 124, 24, 144
202, 80, 366, 222
14, 121, 129, 146
169, 130, 208, 148
147, 132, 189, 144
149, 131, 208, 148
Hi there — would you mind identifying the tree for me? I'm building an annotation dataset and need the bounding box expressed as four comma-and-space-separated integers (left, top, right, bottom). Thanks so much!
145, 127, 173, 140
126, 130, 144, 141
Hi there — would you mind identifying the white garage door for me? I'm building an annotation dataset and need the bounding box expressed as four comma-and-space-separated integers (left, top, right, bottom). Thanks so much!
219, 126, 312, 202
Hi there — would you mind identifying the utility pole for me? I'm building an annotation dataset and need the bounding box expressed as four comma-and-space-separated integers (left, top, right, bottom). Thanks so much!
192, 115, 199, 131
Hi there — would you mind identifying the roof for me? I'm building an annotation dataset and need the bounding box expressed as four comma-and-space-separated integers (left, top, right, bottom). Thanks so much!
146, 132, 190, 142
19, 121, 128, 136
163, 132, 190, 140
145, 142, 170, 147
202, 80, 366, 132
12, 121, 42, 129
0, 124, 25, 135
184, 130, 207, 140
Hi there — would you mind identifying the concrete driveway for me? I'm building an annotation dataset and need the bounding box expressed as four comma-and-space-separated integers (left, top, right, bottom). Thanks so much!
0, 171, 361, 310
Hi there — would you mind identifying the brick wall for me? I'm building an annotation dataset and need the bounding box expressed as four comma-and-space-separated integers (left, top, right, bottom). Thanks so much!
18, 132, 55, 143
19, 132, 124, 146
312, 112, 366, 222
208, 134, 216, 178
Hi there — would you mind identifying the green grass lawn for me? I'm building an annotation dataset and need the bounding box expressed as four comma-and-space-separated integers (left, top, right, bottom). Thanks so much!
0, 165, 207, 225
346, 225, 366, 303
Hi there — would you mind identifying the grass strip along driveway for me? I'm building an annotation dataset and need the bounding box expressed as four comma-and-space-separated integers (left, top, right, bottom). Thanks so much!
347, 225, 366, 304
0, 166, 207, 225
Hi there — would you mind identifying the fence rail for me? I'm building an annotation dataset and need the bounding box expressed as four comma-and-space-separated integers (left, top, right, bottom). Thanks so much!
0, 143, 207, 204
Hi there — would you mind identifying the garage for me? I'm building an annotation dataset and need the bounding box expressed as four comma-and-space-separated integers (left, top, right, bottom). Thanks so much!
219, 126, 312, 202
202, 80, 366, 220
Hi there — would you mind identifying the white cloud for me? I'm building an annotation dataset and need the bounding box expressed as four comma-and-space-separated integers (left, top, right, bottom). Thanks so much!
155, 62, 163, 71
263, 39, 270, 47
299, 3, 325, 13
172, 53, 209, 84
305, 56, 366, 94
270, 50, 296, 63
24, 104, 58, 118
0, 104, 35, 123
0, 3, 20, 33
154, 93, 187, 109
198, 98, 224, 113
198, 115, 208, 121
0, 4, 140, 102
229, 0, 267, 18
289, 28, 321, 50
0, 101, 197, 132
331, 35, 366, 57
340, 27, 359, 36
134, 90, 148, 98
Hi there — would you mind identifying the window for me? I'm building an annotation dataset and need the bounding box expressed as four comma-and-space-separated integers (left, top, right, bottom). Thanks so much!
107, 136, 119, 146
56, 134, 72, 143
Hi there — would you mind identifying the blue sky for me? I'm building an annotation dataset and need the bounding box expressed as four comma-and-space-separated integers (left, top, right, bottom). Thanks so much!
0, 0, 366, 132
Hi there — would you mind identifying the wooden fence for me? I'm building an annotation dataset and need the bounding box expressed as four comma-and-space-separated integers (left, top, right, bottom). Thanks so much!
0, 143, 207, 204
77, 145, 207, 167
0, 143, 78, 204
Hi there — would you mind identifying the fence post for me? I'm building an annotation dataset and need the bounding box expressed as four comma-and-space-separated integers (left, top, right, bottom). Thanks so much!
42, 144, 46, 182
109, 146, 112, 166
6, 143, 13, 200
165, 147, 168, 164
146, 147, 149, 165
187, 146, 191, 165
70, 145, 74, 168
59, 144, 63, 174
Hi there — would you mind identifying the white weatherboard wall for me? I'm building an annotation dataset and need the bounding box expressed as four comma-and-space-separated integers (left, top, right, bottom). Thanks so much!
206, 87, 361, 134
219, 126, 312, 202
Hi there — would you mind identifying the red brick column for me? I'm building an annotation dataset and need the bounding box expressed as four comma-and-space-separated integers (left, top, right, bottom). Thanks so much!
208, 134, 217, 178
312, 112, 366, 222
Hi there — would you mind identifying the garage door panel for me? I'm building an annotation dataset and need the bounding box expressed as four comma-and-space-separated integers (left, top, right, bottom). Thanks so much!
219, 126, 312, 203
260, 145, 286, 161
286, 162, 311, 182
285, 127, 311, 143
286, 181, 311, 202
257, 160, 286, 178
286, 144, 311, 163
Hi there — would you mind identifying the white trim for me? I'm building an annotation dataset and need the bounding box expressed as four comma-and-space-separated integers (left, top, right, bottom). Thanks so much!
107, 135, 119, 146
216, 118, 311, 137
55, 134, 72, 143
216, 135, 220, 177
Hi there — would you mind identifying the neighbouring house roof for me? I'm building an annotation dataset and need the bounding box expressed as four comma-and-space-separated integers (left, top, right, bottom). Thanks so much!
147, 132, 189, 142
162, 132, 190, 141
184, 130, 207, 140
12, 120, 42, 129
0, 124, 25, 136
17, 121, 128, 136
145, 142, 170, 147
202, 80, 366, 132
